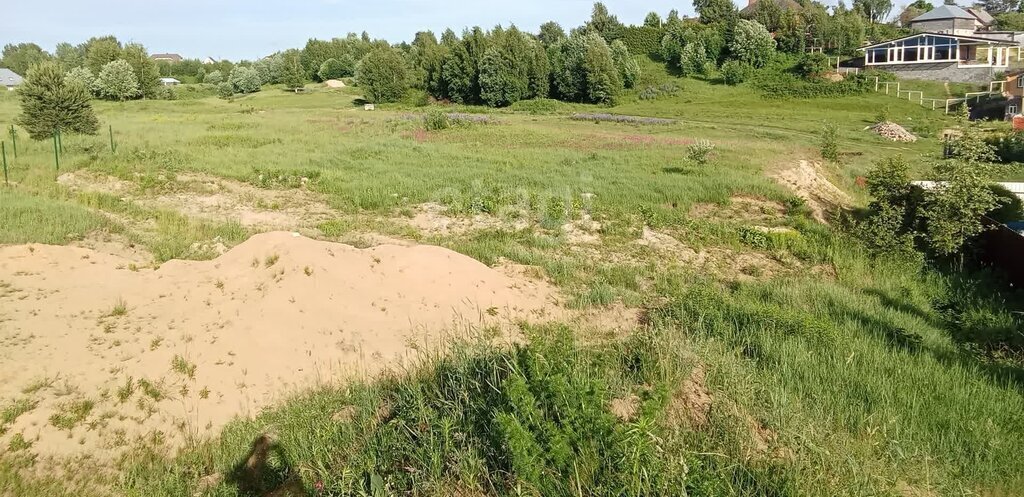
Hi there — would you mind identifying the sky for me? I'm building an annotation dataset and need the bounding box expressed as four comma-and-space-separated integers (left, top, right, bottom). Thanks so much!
3, 0, 706, 61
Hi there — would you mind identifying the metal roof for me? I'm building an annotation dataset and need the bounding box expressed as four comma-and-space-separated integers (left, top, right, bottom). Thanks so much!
910, 4, 975, 22
0, 68, 23, 86
861, 31, 1016, 49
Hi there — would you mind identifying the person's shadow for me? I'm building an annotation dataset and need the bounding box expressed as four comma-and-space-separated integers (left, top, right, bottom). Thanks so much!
226, 434, 307, 497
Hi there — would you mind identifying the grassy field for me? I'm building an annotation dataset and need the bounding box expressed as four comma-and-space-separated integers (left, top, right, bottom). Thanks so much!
1, 63, 1023, 497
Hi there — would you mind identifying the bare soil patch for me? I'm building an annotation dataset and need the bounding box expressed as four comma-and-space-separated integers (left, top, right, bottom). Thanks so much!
770, 160, 852, 223
667, 364, 712, 429
637, 227, 790, 281
58, 170, 339, 231
408, 202, 530, 235
0, 232, 560, 458
689, 196, 786, 223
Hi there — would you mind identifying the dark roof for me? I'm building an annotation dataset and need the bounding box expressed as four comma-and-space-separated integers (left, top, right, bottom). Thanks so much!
740, 0, 802, 16
910, 4, 975, 22
0, 68, 23, 86
861, 31, 1017, 49
966, 7, 995, 25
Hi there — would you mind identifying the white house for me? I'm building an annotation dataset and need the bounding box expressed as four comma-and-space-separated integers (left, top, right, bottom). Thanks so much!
860, 32, 1018, 83
202, 57, 217, 65
159, 77, 181, 86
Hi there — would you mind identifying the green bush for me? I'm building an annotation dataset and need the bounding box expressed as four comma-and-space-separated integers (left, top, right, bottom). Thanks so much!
728, 19, 776, 68
986, 131, 1024, 163
687, 139, 715, 165
216, 81, 234, 99
317, 58, 348, 81
821, 122, 838, 161
754, 71, 874, 99
795, 52, 831, 79
720, 60, 752, 85
63, 66, 96, 96
202, 70, 223, 85
356, 48, 409, 103
96, 59, 141, 101
619, 26, 665, 56
229, 66, 262, 94
985, 184, 1024, 222
424, 110, 451, 131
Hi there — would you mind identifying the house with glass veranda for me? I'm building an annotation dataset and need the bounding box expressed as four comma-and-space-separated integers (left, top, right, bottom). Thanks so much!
861, 32, 1020, 83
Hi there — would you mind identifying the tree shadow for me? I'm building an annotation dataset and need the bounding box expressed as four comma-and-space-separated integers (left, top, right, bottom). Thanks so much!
843, 293, 1024, 392
226, 434, 307, 497
662, 166, 697, 175
862, 287, 944, 329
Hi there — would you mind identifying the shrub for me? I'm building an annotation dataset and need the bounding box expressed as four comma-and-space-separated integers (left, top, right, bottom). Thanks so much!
610, 40, 641, 89
551, 33, 622, 104
202, 70, 223, 85
754, 71, 874, 99
424, 110, 451, 131
16, 61, 100, 140
64, 66, 96, 95
728, 19, 776, 68
356, 48, 409, 103
795, 52, 831, 79
987, 131, 1024, 163
687, 139, 715, 165
229, 66, 262, 94
619, 26, 665, 56
96, 59, 141, 101
720, 60, 751, 85
821, 122, 838, 161
680, 42, 708, 76
216, 81, 234, 99
318, 57, 348, 81
985, 184, 1024, 222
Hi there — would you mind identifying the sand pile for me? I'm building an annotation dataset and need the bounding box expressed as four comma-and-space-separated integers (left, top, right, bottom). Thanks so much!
771, 160, 852, 223
324, 79, 346, 88
867, 121, 917, 142
0, 232, 558, 457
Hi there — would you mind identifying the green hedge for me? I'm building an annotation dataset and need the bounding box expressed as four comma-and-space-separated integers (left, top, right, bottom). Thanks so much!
754, 72, 874, 99
620, 26, 665, 57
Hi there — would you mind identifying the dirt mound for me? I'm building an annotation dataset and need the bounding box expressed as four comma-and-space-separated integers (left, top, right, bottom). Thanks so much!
0, 232, 559, 458
324, 79, 346, 88
770, 160, 851, 223
867, 121, 918, 142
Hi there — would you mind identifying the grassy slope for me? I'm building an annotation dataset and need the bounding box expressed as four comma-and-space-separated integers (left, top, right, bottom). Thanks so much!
1, 67, 1023, 496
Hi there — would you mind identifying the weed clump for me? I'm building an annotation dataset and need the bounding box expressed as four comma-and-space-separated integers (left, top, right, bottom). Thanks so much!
686, 139, 715, 165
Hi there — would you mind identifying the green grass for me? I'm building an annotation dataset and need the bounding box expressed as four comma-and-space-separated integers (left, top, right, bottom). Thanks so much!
48, 400, 94, 431
2, 63, 1023, 496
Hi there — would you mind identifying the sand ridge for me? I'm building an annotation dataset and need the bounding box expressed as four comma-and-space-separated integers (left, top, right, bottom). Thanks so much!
0, 232, 559, 457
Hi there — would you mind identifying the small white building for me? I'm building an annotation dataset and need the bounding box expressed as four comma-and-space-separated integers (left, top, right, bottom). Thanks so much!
159, 77, 181, 86
202, 57, 217, 65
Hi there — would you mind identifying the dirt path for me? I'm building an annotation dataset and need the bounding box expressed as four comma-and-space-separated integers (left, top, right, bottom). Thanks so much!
0, 232, 560, 458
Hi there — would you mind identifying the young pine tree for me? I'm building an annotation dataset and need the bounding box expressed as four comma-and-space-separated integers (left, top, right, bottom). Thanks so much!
17, 61, 99, 140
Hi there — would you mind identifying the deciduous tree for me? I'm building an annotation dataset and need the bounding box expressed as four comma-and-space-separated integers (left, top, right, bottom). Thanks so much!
1, 43, 51, 75
96, 60, 140, 101
356, 48, 409, 103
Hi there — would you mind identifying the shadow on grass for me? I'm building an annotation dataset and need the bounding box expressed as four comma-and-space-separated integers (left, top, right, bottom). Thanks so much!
226, 434, 306, 497
662, 166, 697, 175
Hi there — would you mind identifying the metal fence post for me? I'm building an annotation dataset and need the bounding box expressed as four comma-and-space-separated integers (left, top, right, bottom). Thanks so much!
1, 141, 7, 186
53, 131, 60, 173
8, 125, 15, 158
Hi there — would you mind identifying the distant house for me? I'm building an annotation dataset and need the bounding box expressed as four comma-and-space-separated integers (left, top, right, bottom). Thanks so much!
1001, 70, 1024, 119
0, 68, 23, 90
860, 32, 1018, 83
159, 77, 181, 86
151, 53, 183, 63
202, 57, 217, 65
907, 4, 993, 35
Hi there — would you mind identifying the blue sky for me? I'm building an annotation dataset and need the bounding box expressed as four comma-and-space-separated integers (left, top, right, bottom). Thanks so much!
2, 0, 947, 61
3, 0, 701, 61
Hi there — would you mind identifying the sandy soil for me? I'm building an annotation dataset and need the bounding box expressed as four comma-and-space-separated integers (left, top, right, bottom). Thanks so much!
771, 160, 852, 223
0, 232, 559, 458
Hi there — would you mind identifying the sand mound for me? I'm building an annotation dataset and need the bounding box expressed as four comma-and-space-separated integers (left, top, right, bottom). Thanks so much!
771, 160, 851, 223
0, 232, 558, 458
324, 79, 346, 88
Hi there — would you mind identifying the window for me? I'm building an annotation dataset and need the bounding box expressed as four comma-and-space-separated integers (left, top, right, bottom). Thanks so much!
1017, 77, 1023, 88
1009, 104, 1018, 115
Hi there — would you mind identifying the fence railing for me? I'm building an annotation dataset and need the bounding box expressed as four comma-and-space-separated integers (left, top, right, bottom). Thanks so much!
872, 76, 1005, 114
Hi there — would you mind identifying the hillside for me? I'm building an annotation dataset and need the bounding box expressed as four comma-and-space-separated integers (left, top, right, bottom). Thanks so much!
1, 62, 1023, 497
